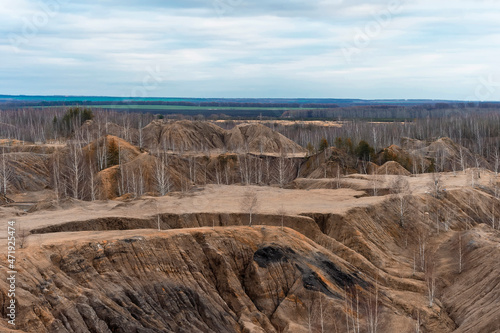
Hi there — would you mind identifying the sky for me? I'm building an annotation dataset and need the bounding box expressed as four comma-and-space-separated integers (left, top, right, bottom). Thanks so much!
1, 0, 500, 100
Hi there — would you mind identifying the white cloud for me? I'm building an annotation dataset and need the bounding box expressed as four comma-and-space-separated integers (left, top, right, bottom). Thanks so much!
0, 0, 499, 99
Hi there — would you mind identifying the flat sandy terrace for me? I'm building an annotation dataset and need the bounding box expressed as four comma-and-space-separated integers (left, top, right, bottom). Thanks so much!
0, 186, 378, 232
0, 169, 494, 239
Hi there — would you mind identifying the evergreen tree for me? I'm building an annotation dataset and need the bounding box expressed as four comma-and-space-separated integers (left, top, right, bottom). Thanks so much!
355, 140, 374, 161
319, 137, 329, 151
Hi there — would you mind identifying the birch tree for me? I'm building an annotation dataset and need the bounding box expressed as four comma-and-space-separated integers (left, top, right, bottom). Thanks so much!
425, 252, 437, 307
0, 148, 12, 195
66, 142, 84, 199
154, 152, 171, 196
241, 190, 259, 227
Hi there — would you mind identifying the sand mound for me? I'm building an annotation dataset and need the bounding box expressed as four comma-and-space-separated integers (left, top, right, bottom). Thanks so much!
426, 138, 489, 168
403, 137, 490, 172
376, 144, 425, 173
4, 152, 51, 193
84, 135, 141, 166
299, 147, 358, 178
400, 137, 427, 150
141, 120, 305, 155
95, 152, 192, 199
377, 161, 411, 176
143, 120, 226, 151
225, 123, 306, 154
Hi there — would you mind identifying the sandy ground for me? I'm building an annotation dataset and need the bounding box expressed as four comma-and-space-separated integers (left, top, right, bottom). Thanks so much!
0, 186, 377, 234
213, 120, 343, 128
0, 168, 494, 241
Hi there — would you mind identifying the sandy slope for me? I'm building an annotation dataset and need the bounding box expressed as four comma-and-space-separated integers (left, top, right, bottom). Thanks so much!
0, 169, 499, 332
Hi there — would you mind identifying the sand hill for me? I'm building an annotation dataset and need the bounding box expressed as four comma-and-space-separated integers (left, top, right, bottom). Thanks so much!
225, 123, 305, 154
2, 152, 51, 193
1, 172, 499, 332
142, 120, 227, 152
402, 137, 490, 172
141, 120, 306, 155
377, 161, 412, 176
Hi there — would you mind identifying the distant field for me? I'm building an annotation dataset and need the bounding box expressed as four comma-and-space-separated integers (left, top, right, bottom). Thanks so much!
91, 105, 299, 111
25, 104, 299, 118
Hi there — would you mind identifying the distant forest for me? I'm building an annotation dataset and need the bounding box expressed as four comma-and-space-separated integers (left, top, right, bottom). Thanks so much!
1, 97, 500, 120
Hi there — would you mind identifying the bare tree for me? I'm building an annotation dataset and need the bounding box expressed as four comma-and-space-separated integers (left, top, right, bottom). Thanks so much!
18, 224, 28, 249
425, 251, 437, 307
440, 208, 452, 232
138, 116, 144, 150
305, 291, 316, 333
96, 135, 108, 170
366, 274, 379, 333
390, 176, 411, 227
428, 172, 443, 198
334, 167, 342, 189
457, 232, 464, 274
390, 175, 410, 194
66, 142, 84, 199
0, 148, 12, 195
417, 225, 428, 272
274, 150, 293, 188
459, 147, 467, 173
51, 151, 61, 202
241, 190, 259, 227
469, 168, 479, 187
318, 292, 326, 333
153, 152, 171, 196
344, 287, 350, 333
277, 205, 287, 231
371, 173, 381, 197
494, 150, 500, 175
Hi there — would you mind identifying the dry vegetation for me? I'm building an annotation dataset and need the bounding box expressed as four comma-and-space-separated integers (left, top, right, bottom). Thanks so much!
0, 107, 499, 333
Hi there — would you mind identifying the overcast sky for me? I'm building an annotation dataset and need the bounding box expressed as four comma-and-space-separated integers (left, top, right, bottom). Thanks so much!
1, 0, 499, 100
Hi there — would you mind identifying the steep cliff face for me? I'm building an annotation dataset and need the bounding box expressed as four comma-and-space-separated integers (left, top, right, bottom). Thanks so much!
440, 225, 500, 333
0, 227, 401, 333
